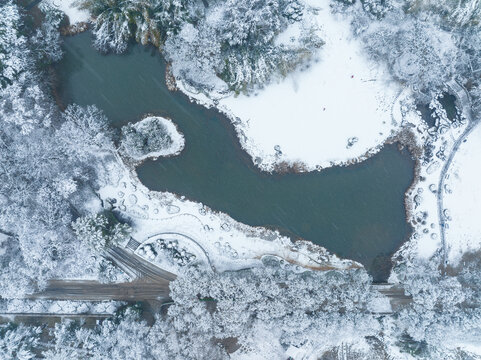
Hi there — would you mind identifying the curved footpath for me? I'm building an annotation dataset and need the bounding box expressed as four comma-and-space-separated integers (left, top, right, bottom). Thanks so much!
438, 80, 479, 273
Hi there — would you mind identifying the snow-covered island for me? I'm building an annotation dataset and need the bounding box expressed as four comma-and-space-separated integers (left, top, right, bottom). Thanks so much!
2, 0, 481, 358
120, 116, 185, 161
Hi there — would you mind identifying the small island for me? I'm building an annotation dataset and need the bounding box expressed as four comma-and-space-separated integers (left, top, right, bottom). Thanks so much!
120, 116, 185, 161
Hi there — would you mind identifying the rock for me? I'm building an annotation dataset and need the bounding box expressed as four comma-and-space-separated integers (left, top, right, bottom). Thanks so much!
167, 205, 180, 214
346, 137, 359, 149
414, 194, 423, 207
438, 125, 449, 134
274, 145, 282, 156
443, 209, 451, 221
128, 194, 138, 205
426, 161, 440, 174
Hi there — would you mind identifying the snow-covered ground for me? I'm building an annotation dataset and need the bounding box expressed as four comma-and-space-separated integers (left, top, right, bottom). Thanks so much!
178, 0, 401, 172
98, 153, 359, 275
443, 122, 481, 263
44, 0, 89, 24
390, 81, 471, 270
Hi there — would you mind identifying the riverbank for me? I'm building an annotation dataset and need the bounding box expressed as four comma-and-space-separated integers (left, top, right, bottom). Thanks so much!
173, 0, 402, 173
97, 151, 361, 275
55, 31, 415, 281
389, 80, 475, 279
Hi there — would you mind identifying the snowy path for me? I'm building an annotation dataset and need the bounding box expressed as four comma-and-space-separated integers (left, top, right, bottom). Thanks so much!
438, 80, 477, 273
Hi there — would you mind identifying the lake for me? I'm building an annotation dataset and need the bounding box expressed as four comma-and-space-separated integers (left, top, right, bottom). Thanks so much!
55, 32, 415, 282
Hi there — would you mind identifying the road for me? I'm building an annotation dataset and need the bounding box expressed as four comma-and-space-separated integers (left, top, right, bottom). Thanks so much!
29, 279, 171, 301
104, 246, 177, 282
373, 284, 413, 313
26, 247, 175, 302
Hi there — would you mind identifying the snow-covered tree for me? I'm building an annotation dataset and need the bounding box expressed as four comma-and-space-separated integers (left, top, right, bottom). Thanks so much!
0, 2, 29, 89
77, 0, 200, 53
32, 3, 64, 65
78, 0, 322, 92
0, 2, 126, 297
363, 16, 456, 92
166, 261, 378, 357
72, 213, 131, 252
164, 0, 322, 93
0, 323, 41, 360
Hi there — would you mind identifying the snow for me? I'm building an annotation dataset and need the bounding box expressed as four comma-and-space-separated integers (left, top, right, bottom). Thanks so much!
368, 295, 392, 314
180, 0, 401, 172
443, 122, 481, 263
389, 81, 471, 270
98, 153, 359, 275
274, 21, 302, 47
45, 0, 89, 25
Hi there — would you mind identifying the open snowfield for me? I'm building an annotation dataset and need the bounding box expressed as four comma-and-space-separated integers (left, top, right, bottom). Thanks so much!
212, 0, 401, 171
45, 0, 89, 24
444, 122, 481, 263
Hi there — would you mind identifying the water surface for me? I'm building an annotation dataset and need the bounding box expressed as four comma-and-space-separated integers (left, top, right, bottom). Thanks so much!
56, 32, 415, 281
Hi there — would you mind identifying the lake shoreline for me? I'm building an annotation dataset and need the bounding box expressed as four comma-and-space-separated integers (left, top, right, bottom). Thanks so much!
54, 32, 417, 282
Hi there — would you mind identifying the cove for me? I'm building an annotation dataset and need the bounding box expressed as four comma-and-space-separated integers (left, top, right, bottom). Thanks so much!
55, 32, 415, 282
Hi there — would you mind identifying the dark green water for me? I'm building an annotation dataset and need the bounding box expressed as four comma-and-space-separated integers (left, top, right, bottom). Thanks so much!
56, 32, 415, 281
